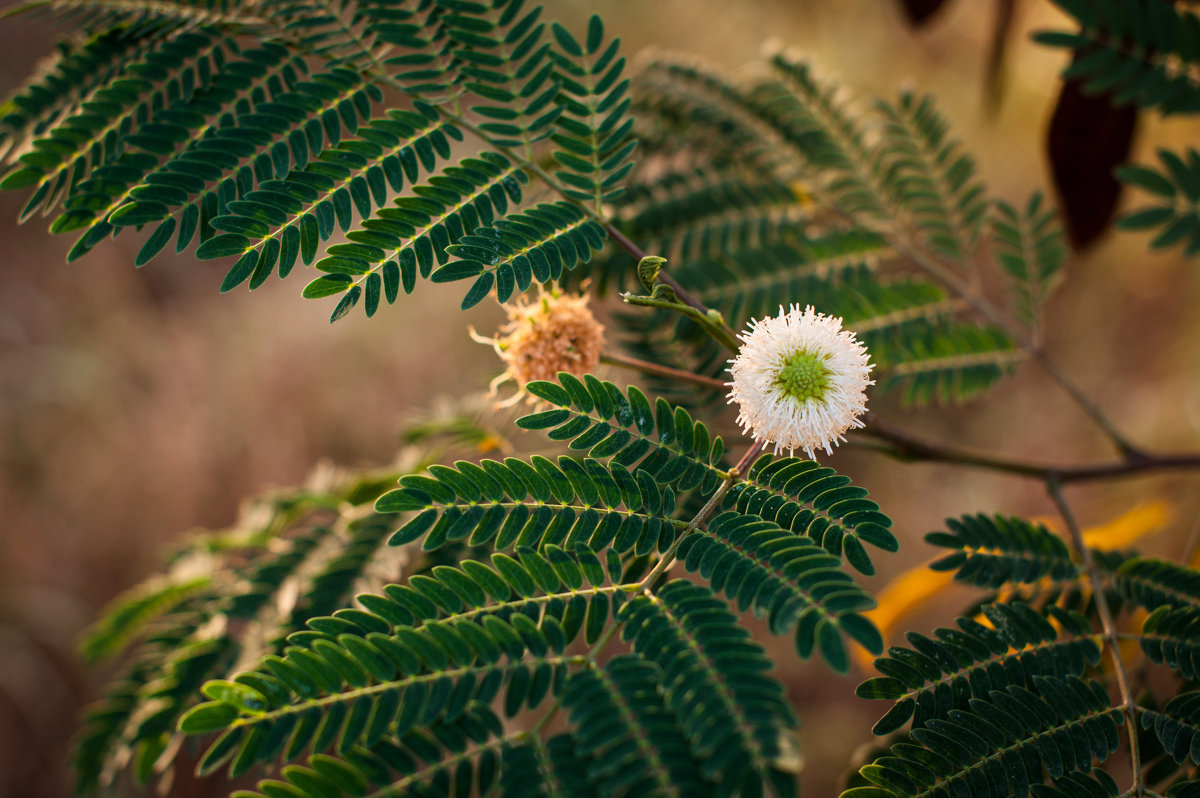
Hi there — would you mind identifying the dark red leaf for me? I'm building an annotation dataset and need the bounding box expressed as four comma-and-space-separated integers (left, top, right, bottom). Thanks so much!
1047, 76, 1139, 250
896, 0, 948, 26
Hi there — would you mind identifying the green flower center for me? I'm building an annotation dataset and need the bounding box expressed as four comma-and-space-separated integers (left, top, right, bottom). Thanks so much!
773, 349, 831, 402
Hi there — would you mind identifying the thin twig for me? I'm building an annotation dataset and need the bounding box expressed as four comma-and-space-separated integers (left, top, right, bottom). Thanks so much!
529, 438, 766, 737
600, 351, 728, 391
635, 438, 767, 591
859, 414, 1200, 483
1046, 479, 1143, 797
888, 233, 1142, 458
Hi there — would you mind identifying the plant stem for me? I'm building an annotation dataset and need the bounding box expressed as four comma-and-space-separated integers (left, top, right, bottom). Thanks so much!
858, 413, 1200, 483
621, 291, 741, 352
600, 351, 728, 390
529, 438, 766, 737
635, 438, 767, 591
1046, 479, 1143, 797
431, 106, 720, 318
889, 233, 1142, 458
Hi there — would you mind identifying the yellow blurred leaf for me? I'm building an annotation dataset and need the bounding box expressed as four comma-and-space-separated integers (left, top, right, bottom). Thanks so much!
853, 563, 954, 669
1033, 501, 1169, 551
851, 500, 1170, 671
1082, 500, 1171, 550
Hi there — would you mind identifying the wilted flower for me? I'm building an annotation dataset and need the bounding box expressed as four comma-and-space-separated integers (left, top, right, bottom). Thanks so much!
727, 304, 873, 459
472, 288, 605, 405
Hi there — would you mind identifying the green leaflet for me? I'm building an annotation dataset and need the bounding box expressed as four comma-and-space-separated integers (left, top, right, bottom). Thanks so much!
1034, 0, 1200, 116
925, 513, 1081, 589
1114, 149, 1200, 258
992, 191, 1066, 334
1114, 556, 1200, 611
515, 373, 726, 492
857, 603, 1100, 736
435, 200, 608, 308
730, 453, 896, 575
513, 374, 894, 574
675, 510, 881, 672
843, 675, 1122, 798
618, 582, 800, 796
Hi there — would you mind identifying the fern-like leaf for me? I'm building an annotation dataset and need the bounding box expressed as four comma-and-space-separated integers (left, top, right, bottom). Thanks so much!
874, 90, 988, 261
843, 675, 1122, 797
1141, 691, 1200, 767
1115, 149, 1200, 258
619, 581, 800, 796
676, 510, 882, 673
1141, 605, 1200, 681
993, 191, 1067, 336
547, 14, 636, 211
857, 603, 1101, 736
1029, 769, 1120, 798
561, 656, 714, 797
1113, 556, 1200, 611
925, 513, 1081, 589
436, 200, 608, 309
1034, 0, 1200, 115
727, 453, 897, 576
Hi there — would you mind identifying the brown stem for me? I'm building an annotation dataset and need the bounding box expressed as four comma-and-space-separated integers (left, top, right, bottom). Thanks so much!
859, 414, 1200, 483
635, 438, 767, 591
887, 233, 1141, 458
599, 222, 711, 315
1046, 480, 1143, 796
600, 351, 728, 391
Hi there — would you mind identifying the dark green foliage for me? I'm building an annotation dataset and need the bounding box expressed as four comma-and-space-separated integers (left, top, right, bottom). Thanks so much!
514, 373, 727, 493
1115, 149, 1200, 258
436, 200, 608, 308
1141, 691, 1200, 767
925, 513, 1081, 589
870, 320, 1020, 406
142, 371, 884, 797
0, 0, 635, 320
232, 703, 508, 798
1141, 605, 1200, 681
377, 452, 683, 554
1170, 781, 1200, 798
844, 675, 1123, 797
1113, 556, 1200, 610
547, 15, 636, 210
177, 514, 815, 797
619, 581, 800, 797
728, 453, 897, 576
0, 26, 162, 163
1029, 769, 1119, 798
10, 2, 1189, 796
873, 90, 988, 261
1034, 0, 1200, 116
675, 510, 881, 672
561, 656, 715, 797
858, 604, 1101, 737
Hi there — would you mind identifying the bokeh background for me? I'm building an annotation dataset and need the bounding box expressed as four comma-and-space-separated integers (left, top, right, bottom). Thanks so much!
2, 1, 1199, 796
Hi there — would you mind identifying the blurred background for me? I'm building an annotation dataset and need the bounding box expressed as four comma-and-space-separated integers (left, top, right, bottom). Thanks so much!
2, 1, 1199, 796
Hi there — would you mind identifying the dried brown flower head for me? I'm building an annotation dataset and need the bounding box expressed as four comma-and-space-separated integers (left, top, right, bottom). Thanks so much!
473, 288, 605, 404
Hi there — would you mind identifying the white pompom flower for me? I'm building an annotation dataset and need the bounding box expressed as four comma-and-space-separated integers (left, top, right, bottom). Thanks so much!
727, 304, 873, 459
